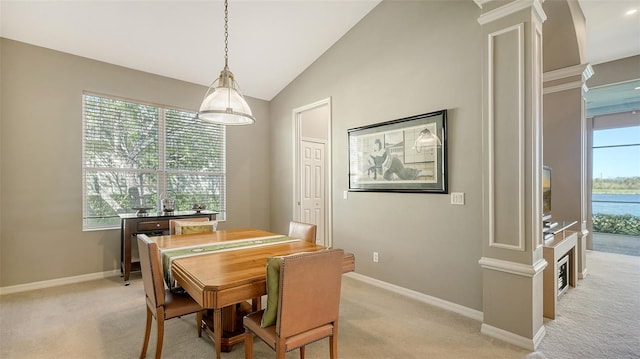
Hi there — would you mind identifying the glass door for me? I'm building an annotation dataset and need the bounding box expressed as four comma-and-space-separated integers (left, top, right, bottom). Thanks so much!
591, 125, 640, 255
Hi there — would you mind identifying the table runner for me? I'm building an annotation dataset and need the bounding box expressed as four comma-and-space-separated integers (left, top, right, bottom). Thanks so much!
161, 235, 300, 288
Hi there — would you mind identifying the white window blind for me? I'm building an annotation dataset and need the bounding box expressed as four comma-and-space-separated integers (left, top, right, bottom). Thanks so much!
82, 93, 226, 230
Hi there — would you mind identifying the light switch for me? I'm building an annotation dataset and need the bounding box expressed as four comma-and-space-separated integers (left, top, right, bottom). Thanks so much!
343, 190, 348, 200
451, 192, 465, 205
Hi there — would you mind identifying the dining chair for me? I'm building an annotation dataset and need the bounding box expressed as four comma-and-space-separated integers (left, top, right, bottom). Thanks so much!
137, 234, 204, 359
243, 248, 344, 359
169, 217, 218, 235
288, 221, 317, 243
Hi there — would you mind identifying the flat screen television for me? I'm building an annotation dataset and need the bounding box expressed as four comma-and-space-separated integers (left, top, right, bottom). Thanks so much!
542, 166, 552, 221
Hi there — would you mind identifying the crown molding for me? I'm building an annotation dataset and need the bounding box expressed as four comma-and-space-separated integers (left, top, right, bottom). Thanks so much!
543, 81, 586, 95
543, 63, 594, 94
478, 0, 547, 25
543, 63, 594, 83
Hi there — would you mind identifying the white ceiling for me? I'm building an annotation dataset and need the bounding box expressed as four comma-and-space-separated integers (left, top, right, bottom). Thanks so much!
1, 0, 639, 102
578, 0, 640, 116
0, 0, 381, 101
579, 0, 640, 66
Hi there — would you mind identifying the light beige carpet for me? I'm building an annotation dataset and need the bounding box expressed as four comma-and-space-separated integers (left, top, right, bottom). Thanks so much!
535, 250, 640, 358
1, 250, 637, 358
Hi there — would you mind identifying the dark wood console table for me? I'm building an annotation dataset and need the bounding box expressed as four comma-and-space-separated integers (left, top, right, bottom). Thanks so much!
119, 211, 216, 285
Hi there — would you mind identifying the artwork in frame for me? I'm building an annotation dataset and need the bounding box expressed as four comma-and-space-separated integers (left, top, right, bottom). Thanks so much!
348, 110, 448, 193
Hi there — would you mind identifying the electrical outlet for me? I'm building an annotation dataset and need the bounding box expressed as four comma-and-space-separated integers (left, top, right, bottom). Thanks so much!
373, 251, 379, 263
451, 192, 465, 205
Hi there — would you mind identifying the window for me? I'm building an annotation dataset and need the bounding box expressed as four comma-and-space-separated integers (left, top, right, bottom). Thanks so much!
82, 93, 226, 230
592, 126, 640, 181
591, 125, 640, 237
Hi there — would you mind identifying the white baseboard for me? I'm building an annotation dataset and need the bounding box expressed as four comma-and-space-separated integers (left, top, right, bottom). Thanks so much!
481, 322, 546, 351
345, 272, 484, 321
347, 272, 548, 351
0, 269, 121, 295
580, 268, 589, 279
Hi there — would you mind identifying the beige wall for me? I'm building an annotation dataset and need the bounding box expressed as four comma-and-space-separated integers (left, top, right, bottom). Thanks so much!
0, 38, 271, 287
589, 55, 640, 87
269, 1, 484, 310
544, 90, 584, 222
542, 0, 585, 71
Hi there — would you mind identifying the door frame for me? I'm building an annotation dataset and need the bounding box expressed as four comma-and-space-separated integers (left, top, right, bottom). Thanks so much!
292, 97, 332, 247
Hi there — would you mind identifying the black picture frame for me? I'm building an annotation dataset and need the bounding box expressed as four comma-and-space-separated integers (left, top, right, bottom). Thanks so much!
348, 110, 448, 193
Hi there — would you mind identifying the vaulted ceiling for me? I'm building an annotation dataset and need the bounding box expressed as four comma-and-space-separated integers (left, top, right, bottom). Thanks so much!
1, 0, 638, 105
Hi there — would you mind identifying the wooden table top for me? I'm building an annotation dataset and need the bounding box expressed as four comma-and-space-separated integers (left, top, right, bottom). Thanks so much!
150, 228, 278, 250
173, 239, 325, 290
149, 228, 354, 309
150, 228, 323, 301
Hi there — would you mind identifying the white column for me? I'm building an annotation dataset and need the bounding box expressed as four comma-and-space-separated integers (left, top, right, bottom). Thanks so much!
477, 0, 547, 350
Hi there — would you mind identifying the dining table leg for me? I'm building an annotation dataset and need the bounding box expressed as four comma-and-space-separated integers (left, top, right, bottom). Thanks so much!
213, 308, 222, 359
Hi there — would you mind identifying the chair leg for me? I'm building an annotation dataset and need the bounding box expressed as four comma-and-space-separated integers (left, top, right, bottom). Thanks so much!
197, 311, 203, 337
329, 335, 337, 359
154, 311, 165, 359
330, 323, 338, 359
140, 307, 153, 359
251, 297, 262, 311
276, 342, 286, 359
244, 331, 255, 359
299, 345, 306, 359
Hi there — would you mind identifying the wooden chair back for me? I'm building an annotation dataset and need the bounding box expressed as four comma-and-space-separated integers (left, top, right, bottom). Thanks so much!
288, 221, 317, 243
169, 217, 212, 234
276, 249, 343, 338
138, 234, 166, 311
243, 249, 344, 358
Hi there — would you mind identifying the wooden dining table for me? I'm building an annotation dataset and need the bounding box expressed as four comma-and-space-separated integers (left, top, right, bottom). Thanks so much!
149, 228, 355, 359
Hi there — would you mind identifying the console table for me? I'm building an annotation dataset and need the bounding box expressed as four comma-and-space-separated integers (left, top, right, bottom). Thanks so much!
543, 225, 578, 319
119, 211, 216, 285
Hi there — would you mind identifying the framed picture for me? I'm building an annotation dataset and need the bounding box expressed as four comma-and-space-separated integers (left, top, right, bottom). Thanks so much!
348, 110, 447, 193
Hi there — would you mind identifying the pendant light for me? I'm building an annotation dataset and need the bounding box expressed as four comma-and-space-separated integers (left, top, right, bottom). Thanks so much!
198, 0, 255, 126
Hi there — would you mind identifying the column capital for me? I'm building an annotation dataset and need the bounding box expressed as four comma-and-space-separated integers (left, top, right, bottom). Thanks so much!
543, 63, 594, 95
477, 0, 546, 25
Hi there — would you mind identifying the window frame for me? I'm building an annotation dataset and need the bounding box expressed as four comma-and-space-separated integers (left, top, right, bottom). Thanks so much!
82, 92, 226, 231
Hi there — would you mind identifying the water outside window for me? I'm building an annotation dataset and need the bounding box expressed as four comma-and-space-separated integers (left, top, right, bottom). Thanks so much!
592, 125, 640, 255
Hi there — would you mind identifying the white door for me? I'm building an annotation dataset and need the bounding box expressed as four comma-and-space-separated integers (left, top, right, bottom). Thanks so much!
300, 140, 325, 245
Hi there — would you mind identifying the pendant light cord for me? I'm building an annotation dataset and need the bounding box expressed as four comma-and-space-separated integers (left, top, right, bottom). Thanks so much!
224, 0, 229, 68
